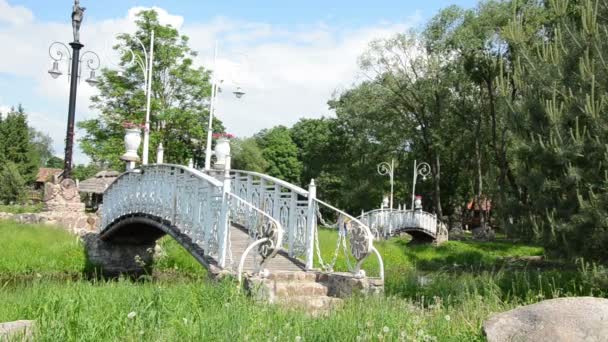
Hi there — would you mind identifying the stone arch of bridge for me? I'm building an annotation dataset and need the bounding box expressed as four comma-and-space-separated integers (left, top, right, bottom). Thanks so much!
85, 213, 219, 278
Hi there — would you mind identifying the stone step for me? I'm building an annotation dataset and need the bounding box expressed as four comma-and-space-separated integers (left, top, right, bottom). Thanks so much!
278, 295, 343, 315
274, 281, 329, 297
266, 271, 325, 282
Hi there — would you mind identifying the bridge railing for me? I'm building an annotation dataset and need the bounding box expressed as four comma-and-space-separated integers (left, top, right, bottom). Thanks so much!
358, 209, 438, 238
229, 170, 384, 279
102, 164, 286, 275
230, 170, 309, 260
225, 192, 284, 282
101, 164, 229, 263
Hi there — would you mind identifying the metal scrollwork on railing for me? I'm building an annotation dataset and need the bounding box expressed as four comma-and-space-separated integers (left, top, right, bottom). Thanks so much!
314, 199, 374, 275
227, 192, 283, 260
230, 170, 308, 258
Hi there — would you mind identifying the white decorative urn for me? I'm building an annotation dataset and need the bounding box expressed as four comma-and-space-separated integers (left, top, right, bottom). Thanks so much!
121, 128, 142, 162
213, 137, 231, 169
414, 195, 423, 211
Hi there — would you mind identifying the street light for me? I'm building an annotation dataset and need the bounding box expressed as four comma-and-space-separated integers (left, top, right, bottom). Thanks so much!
115, 30, 155, 165
411, 159, 431, 210
203, 42, 246, 170
233, 86, 246, 99
47, 1, 100, 179
377, 159, 395, 210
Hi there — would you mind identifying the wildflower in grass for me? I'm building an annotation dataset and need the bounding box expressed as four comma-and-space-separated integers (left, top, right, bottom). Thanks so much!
127, 311, 137, 319
383, 326, 390, 334
444, 314, 451, 322
134, 255, 146, 267
295, 336, 302, 342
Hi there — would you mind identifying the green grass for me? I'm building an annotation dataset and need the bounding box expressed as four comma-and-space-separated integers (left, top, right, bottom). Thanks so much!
0, 203, 43, 214
0, 220, 606, 341
0, 221, 84, 280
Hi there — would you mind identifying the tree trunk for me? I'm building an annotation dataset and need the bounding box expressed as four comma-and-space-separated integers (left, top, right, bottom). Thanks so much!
475, 133, 486, 231
434, 154, 443, 219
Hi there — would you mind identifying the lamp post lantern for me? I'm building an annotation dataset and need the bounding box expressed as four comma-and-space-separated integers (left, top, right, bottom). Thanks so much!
411, 160, 431, 210
47, 0, 100, 179
203, 42, 246, 170
115, 30, 155, 165
377, 159, 395, 210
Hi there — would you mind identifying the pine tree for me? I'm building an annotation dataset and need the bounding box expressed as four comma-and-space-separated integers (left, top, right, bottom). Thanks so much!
0, 162, 26, 204
500, 0, 608, 261
2, 105, 39, 183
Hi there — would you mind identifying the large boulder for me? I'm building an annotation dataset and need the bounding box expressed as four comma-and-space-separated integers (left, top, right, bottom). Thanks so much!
484, 297, 608, 342
0, 320, 35, 340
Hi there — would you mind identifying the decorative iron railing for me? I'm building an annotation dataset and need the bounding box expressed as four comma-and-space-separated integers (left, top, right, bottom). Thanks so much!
229, 170, 310, 259
358, 209, 439, 239
101, 164, 283, 272
101, 164, 384, 280
229, 170, 384, 279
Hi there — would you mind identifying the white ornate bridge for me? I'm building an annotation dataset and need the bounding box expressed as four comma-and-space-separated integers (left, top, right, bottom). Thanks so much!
359, 208, 448, 244
98, 163, 385, 284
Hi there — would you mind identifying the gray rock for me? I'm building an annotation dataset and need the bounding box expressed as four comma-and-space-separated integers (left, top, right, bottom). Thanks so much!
0, 320, 35, 341
484, 297, 608, 342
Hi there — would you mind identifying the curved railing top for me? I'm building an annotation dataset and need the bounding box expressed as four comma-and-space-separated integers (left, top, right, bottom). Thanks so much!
105, 164, 223, 194
231, 169, 309, 196
316, 198, 374, 237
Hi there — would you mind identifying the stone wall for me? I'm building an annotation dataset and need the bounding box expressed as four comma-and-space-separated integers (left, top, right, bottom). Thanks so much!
0, 211, 99, 235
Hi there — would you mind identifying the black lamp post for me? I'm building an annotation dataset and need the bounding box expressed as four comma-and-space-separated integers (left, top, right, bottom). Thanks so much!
47, 0, 99, 179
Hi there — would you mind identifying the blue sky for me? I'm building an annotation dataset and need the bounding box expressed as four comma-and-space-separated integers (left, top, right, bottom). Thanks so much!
18, 1, 478, 26
0, 0, 477, 164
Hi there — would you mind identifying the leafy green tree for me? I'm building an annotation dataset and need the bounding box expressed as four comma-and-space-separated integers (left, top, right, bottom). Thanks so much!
46, 156, 64, 169
0, 162, 26, 204
255, 126, 302, 184
230, 138, 268, 173
290, 118, 334, 184
72, 164, 103, 181
29, 128, 54, 167
78, 10, 223, 169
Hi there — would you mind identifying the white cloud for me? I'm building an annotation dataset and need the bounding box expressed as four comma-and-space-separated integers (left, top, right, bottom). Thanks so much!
0, 0, 33, 26
0, 3, 420, 163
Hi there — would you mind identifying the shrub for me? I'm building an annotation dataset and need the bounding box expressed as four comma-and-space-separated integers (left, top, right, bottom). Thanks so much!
0, 162, 26, 204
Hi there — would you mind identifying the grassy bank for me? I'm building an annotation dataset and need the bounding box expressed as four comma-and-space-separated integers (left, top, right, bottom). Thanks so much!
1, 220, 606, 341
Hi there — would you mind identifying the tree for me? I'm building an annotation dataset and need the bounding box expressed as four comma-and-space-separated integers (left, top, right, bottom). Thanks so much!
255, 126, 302, 184
230, 138, 268, 173
46, 156, 64, 169
0, 105, 39, 183
497, 0, 608, 261
0, 162, 26, 204
72, 164, 103, 181
78, 9, 223, 169
29, 128, 54, 167
290, 118, 334, 184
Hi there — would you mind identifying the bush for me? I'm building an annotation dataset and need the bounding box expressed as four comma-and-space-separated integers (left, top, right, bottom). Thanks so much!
0, 162, 26, 204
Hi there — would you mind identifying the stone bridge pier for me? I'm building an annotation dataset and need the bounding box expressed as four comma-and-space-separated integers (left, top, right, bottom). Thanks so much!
83, 233, 155, 278
82, 218, 166, 277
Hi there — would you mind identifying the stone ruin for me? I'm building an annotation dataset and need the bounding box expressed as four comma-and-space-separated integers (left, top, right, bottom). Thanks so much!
0, 177, 99, 235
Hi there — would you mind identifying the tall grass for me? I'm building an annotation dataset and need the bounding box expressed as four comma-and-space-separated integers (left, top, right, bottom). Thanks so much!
0, 221, 606, 341
0, 204, 43, 214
